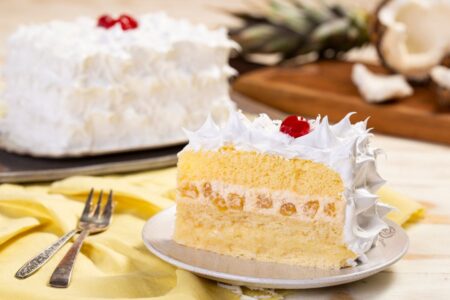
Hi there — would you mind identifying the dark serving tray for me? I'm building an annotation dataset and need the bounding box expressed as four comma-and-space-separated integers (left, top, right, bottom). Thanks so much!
0, 144, 185, 183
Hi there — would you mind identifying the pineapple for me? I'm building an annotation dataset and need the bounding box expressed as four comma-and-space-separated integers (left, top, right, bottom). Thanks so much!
229, 0, 370, 64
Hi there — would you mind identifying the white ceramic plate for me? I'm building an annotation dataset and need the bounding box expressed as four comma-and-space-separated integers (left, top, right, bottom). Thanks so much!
142, 206, 409, 289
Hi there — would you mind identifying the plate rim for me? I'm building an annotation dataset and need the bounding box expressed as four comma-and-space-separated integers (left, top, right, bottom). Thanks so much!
142, 206, 409, 289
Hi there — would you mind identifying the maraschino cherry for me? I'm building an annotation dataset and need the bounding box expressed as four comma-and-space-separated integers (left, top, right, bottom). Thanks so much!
97, 14, 138, 30
118, 14, 139, 30
280, 115, 310, 138
97, 14, 117, 29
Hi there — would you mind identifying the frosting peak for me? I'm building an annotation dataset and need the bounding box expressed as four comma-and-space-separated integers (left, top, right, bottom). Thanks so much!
183, 111, 390, 262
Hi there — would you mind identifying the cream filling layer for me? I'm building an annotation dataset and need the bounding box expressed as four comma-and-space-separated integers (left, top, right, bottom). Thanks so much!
178, 180, 346, 225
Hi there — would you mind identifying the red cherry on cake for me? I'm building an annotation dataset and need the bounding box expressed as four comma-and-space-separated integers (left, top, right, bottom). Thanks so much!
97, 14, 117, 29
280, 115, 310, 138
97, 14, 139, 30
118, 14, 139, 30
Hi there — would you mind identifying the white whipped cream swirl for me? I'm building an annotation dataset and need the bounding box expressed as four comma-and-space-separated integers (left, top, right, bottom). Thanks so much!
182, 111, 391, 262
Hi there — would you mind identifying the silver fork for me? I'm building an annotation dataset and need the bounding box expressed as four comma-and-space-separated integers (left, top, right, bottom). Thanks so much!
15, 189, 107, 279
48, 189, 114, 288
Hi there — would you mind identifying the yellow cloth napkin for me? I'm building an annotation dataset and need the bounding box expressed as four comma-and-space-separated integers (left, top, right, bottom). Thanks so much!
0, 167, 423, 300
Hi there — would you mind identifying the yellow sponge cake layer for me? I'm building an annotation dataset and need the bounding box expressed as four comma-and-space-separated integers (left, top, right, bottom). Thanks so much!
178, 147, 344, 198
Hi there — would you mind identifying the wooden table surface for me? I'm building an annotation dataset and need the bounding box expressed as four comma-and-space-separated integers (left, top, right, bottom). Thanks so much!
0, 1, 449, 299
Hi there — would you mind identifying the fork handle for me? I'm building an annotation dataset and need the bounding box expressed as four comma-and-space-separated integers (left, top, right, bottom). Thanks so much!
15, 229, 78, 279
49, 229, 90, 288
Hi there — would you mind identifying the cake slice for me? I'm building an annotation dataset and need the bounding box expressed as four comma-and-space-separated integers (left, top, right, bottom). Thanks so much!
174, 111, 391, 269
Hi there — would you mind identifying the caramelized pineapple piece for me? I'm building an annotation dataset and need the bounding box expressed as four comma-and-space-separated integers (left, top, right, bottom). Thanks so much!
256, 194, 273, 209
280, 202, 297, 216
211, 193, 227, 211
324, 202, 336, 217
202, 182, 212, 197
228, 193, 245, 210
180, 183, 199, 199
303, 200, 319, 218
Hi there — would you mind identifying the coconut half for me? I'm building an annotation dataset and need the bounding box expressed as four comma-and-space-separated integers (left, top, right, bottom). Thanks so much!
375, 0, 450, 82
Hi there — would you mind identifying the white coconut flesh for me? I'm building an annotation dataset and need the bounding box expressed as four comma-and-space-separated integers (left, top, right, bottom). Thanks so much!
352, 63, 413, 103
431, 65, 450, 90
378, 0, 450, 81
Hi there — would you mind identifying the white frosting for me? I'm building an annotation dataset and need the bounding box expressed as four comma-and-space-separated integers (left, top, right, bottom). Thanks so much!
182, 111, 390, 262
0, 13, 237, 156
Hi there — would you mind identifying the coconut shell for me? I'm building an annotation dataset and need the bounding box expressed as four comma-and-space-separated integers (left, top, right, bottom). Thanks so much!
432, 82, 450, 111
372, 0, 398, 76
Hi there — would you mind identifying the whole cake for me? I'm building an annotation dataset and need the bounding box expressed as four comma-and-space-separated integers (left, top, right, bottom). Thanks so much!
0, 13, 236, 156
174, 111, 391, 269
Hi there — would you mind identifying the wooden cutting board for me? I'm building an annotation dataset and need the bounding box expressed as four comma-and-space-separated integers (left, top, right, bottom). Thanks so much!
233, 61, 450, 145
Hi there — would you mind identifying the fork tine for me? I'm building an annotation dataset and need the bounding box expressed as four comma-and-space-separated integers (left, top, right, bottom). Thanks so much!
81, 189, 94, 219
101, 190, 114, 221
93, 190, 103, 218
